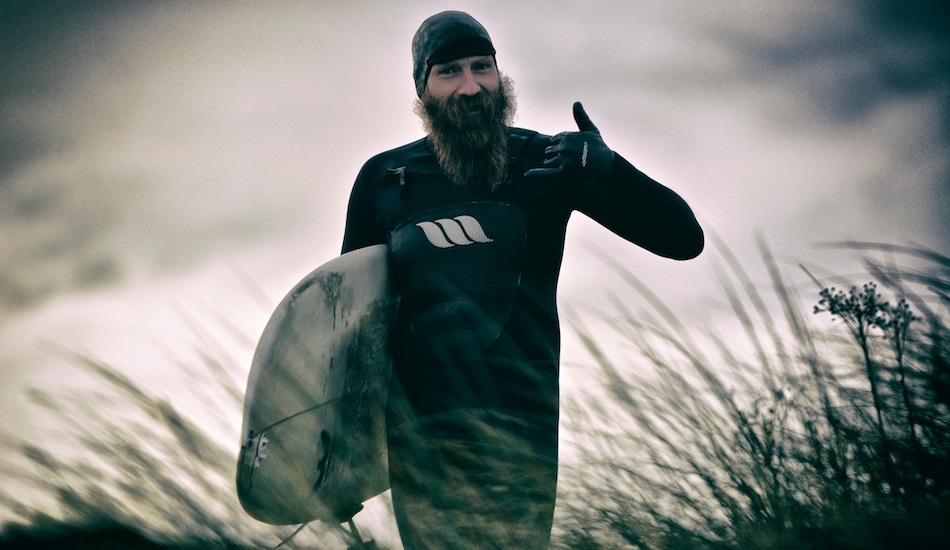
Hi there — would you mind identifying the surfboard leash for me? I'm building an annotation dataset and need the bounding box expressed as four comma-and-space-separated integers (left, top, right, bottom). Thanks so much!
272, 519, 373, 550
272, 522, 310, 549
340, 518, 378, 550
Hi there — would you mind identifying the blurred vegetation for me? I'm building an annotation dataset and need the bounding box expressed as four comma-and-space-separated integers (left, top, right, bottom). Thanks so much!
2, 239, 948, 549
0, 317, 348, 549
556, 239, 950, 550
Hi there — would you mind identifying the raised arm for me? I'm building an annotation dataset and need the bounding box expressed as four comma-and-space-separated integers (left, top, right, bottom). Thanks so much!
588, 155, 704, 259
526, 102, 703, 260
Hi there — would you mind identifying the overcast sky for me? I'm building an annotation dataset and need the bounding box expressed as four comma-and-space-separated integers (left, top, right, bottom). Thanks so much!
1, 0, 948, 515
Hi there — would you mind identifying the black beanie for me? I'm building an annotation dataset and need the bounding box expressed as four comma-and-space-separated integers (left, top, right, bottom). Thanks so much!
411, 11, 496, 97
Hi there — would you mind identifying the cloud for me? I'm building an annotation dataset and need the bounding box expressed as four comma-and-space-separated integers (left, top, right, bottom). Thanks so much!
0, 1, 148, 311
2, 0, 947, 327
740, 0, 950, 245
0, 1, 414, 320
733, 1, 949, 126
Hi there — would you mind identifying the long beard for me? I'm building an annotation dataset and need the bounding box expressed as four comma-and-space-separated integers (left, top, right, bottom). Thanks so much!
415, 74, 517, 191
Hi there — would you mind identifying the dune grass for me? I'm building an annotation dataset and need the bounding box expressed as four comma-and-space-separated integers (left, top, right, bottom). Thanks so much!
556, 239, 950, 550
0, 326, 345, 548
2, 239, 948, 549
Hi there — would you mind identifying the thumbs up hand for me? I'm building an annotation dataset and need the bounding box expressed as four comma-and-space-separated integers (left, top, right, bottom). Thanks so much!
525, 102, 615, 181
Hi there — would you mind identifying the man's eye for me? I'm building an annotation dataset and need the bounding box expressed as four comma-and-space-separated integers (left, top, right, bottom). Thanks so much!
472, 63, 490, 71
438, 66, 458, 75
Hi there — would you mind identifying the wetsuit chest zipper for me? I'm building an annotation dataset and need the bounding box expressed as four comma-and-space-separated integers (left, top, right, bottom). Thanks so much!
388, 166, 408, 198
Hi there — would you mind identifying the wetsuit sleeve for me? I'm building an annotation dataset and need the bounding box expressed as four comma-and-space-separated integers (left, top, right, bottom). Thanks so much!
341, 163, 386, 254
576, 153, 704, 260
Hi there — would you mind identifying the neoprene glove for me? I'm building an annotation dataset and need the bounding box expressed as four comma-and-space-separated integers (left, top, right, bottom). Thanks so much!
525, 102, 615, 181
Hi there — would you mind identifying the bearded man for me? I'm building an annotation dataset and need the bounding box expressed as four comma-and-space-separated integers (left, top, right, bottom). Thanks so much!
341, 11, 703, 549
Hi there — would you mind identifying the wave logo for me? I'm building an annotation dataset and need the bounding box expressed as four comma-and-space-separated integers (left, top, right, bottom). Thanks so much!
416, 216, 494, 248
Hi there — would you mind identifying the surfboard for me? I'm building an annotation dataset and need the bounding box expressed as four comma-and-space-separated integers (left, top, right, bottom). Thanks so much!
236, 244, 399, 525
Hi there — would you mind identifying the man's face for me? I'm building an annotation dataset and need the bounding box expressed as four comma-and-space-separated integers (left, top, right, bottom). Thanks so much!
415, 60, 514, 191
425, 55, 500, 102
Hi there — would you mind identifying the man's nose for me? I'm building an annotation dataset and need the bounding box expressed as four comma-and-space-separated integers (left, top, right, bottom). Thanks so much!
457, 68, 481, 96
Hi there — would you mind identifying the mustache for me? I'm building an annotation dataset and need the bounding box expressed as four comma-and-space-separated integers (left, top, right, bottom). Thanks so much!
414, 72, 517, 135
429, 90, 503, 130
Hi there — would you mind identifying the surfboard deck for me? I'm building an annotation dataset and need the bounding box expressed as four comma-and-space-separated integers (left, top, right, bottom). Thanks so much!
237, 244, 398, 525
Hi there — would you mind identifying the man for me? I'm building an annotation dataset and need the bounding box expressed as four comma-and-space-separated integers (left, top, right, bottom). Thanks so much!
342, 11, 703, 549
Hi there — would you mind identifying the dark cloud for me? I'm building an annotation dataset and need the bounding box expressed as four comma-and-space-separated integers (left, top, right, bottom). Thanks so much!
0, 0, 310, 320
0, 0, 148, 165
0, 158, 128, 312
0, 0, 150, 100
728, 1, 950, 246
0, 131, 50, 183
743, 0, 950, 127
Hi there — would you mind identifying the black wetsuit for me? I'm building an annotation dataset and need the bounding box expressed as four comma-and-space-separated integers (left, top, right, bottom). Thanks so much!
342, 128, 702, 549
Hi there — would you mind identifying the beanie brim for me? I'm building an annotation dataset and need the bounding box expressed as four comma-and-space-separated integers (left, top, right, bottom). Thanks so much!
421, 36, 496, 95
428, 36, 496, 66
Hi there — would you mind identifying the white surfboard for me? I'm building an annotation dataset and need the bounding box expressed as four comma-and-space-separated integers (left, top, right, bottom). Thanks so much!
237, 244, 398, 525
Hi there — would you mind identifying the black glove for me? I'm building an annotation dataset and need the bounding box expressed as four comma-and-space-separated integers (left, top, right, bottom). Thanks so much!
524, 102, 615, 181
